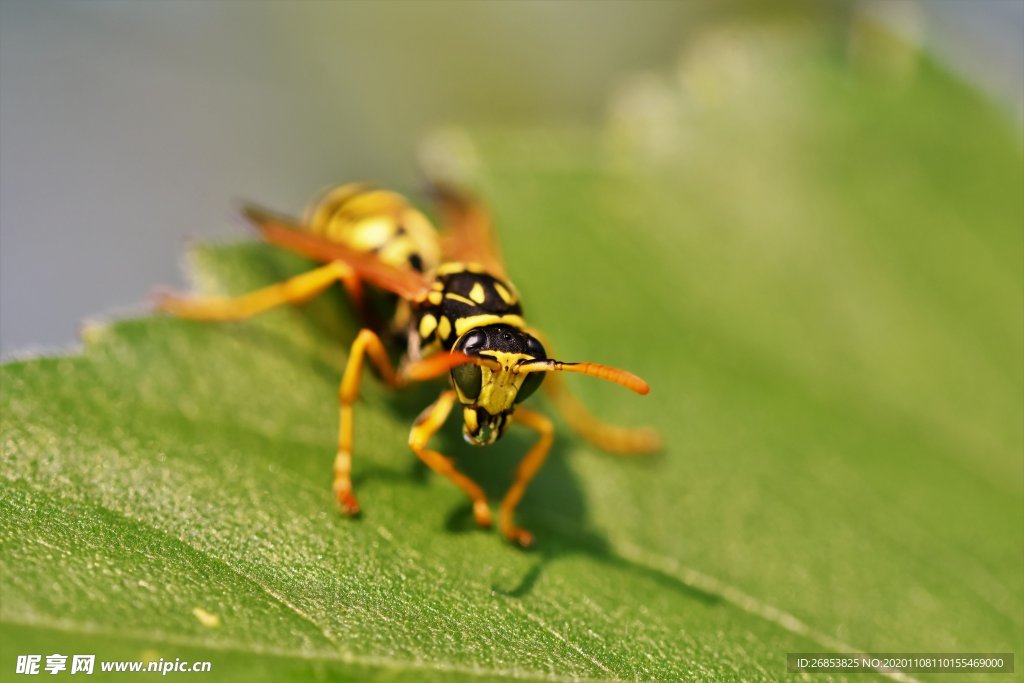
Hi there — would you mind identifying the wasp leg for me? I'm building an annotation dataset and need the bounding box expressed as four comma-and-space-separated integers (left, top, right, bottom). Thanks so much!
543, 372, 661, 454
408, 390, 493, 529
527, 328, 660, 454
500, 407, 553, 547
158, 260, 364, 321
335, 329, 403, 515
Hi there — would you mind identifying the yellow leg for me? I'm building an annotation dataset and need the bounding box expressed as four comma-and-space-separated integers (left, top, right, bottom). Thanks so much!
500, 407, 554, 547
408, 390, 493, 529
529, 327, 660, 454
334, 329, 403, 515
158, 260, 362, 321
543, 373, 660, 453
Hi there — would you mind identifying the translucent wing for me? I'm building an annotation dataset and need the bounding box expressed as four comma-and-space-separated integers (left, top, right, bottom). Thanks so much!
431, 183, 507, 278
242, 204, 432, 302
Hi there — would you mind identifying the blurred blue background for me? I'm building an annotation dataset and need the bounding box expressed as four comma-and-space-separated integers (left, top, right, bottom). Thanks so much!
1, 0, 1021, 355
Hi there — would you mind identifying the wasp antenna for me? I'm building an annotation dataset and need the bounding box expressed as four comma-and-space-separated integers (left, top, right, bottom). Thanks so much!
239, 202, 266, 222
516, 360, 650, 395
404, 352, 501, 382
239, 203, 288, 229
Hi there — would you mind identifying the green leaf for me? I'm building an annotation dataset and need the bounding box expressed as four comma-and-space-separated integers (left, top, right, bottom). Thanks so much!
3, 29, 1021, 682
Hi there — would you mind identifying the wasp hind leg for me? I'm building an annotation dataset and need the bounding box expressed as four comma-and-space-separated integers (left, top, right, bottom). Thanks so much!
158, 260, 365, 322
408, 390, 494, 530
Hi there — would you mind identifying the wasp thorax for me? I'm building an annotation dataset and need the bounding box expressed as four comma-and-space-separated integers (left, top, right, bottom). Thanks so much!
450, 325, 547, 445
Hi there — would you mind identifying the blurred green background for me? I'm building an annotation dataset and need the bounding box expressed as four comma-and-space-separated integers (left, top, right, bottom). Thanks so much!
0, 0, 1021, 353
1, 2, 1022, 682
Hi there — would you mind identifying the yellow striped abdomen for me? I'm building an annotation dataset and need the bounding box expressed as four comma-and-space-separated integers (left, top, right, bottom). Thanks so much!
303, 183, 441, 274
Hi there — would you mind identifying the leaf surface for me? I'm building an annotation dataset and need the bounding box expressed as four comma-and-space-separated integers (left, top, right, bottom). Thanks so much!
3, 29, 1021, 683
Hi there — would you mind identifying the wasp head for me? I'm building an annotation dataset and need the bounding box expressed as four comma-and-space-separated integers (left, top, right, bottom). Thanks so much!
449, 325, 546, 446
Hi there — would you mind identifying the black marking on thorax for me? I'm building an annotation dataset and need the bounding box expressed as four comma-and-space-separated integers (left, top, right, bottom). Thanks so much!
412, 268, 523, 351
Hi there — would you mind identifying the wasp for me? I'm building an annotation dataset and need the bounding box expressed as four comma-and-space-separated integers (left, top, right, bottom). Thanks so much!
159, 183, 659, 546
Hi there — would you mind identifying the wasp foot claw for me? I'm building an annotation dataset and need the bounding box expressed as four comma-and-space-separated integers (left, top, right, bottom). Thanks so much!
472, 499, 493, 528
334, 483, 361, 517
503, 525, 534, 548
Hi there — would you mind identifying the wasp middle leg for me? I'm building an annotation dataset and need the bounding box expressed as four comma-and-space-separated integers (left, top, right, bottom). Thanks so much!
543, 373, 661, 454
528, 329, 660, 454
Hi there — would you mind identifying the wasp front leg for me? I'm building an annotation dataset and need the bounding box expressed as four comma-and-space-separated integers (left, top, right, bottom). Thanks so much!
499, 407, 554, 547
408, 390, 493, 529
158, 260, 365, 322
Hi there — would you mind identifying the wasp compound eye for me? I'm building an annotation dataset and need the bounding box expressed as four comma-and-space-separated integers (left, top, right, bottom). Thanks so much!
451, 362, 482, 400
514, 334, 547, 403
523, 334, 546, 361
454, 329, 487, 355
515, 372, 543, 403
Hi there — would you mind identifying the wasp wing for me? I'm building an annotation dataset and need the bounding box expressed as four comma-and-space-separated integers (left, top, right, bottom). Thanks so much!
431, 184, 507, 279
242, 204, 432, 302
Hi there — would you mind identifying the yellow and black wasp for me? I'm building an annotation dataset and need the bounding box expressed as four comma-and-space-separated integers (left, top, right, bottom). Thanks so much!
159, 183, 659, 546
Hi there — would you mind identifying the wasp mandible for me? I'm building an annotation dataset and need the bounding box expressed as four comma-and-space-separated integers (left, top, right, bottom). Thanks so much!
159, 183, 659, 546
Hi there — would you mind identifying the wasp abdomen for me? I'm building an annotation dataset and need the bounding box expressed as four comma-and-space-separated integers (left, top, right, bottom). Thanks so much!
303, 184, 441, 274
